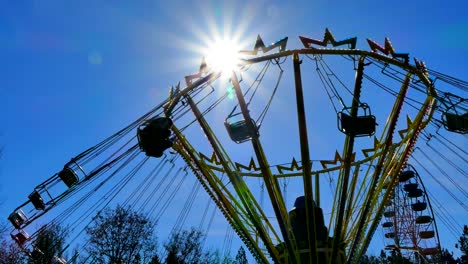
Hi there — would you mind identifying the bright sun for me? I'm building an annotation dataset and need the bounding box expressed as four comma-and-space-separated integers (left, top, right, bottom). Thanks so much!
205, 37, 242, 77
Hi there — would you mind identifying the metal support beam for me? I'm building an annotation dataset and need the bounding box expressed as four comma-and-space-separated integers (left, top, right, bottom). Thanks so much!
293, 52, 318, 263
330, 56, 365, 264
184, 95, 281, 263
231, 72, 299, 263
348, 72, 412, 263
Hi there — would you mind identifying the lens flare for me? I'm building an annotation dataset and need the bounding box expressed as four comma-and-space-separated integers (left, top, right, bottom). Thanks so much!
205, 37, 242, 77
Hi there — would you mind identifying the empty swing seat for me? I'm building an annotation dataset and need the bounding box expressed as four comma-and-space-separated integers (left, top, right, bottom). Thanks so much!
339, 112, 376, 136
29, 190, 45, 210
59, 168, 79, 188
8, 210, 27, 229
225, 117, 258, 144
444, 112, 468, 133
338, 103, 376, 137
11, 230, 30, 247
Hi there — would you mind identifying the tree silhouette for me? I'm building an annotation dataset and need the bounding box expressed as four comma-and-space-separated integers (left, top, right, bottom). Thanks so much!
163, 228, 211, 264
457, 225, 468, 263
233, 246, 248, 264
437, 248, 458, 264
85, 205, 157, 264
28, 223, 68, 264
0, 238, 27, 264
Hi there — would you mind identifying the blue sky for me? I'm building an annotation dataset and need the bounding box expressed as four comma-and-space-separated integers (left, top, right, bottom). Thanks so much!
1, 0, 467, 261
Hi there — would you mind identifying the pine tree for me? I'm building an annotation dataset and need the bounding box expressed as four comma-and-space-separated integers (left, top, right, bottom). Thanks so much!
456, 225, 468, 263
233, 247, 248, 264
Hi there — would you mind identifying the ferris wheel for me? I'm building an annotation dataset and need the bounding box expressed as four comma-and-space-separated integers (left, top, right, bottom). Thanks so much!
7, 29, 467, 264
382, 164, 441, 263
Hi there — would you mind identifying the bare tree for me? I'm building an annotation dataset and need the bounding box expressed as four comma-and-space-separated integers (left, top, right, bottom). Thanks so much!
0, 238, 27, 264
85, 205, 157, 264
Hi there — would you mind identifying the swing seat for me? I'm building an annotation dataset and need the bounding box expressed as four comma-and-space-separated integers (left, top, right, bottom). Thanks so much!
29, 190, 45, 210
443, 112, 468, 134
137, 117, 174, 157
9, 210, 28, 229
338, 103, 376, 137
225, 117, 258, 144
11, 230, 30, 247
58, 168, 79, 188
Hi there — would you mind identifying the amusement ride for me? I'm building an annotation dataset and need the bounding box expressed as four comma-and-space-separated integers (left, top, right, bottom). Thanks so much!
7, 29, 468, 263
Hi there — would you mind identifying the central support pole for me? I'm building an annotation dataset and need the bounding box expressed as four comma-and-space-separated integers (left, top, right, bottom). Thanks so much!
231, 72, 299, 264
293, 52, 318, 263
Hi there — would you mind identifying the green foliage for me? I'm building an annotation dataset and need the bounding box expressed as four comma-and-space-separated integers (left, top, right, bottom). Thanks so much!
85, 205, 157, 264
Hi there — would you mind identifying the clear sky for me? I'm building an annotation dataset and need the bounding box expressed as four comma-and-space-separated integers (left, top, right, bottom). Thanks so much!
1, 0, 467, 262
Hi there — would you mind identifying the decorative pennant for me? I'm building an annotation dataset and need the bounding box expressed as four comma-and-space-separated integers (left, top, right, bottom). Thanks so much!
320, 151, 343, 169
362, 137, 382, 157
240, 35, 288, 55
184, 57, 210, 86
199, 151, 223, 166
276, 158, 303, 174
398, 116, 414, 139
367, 38, 409, 64
235, 158, 261, 172
414, 58, 429, 77
299, 28, 357, 49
